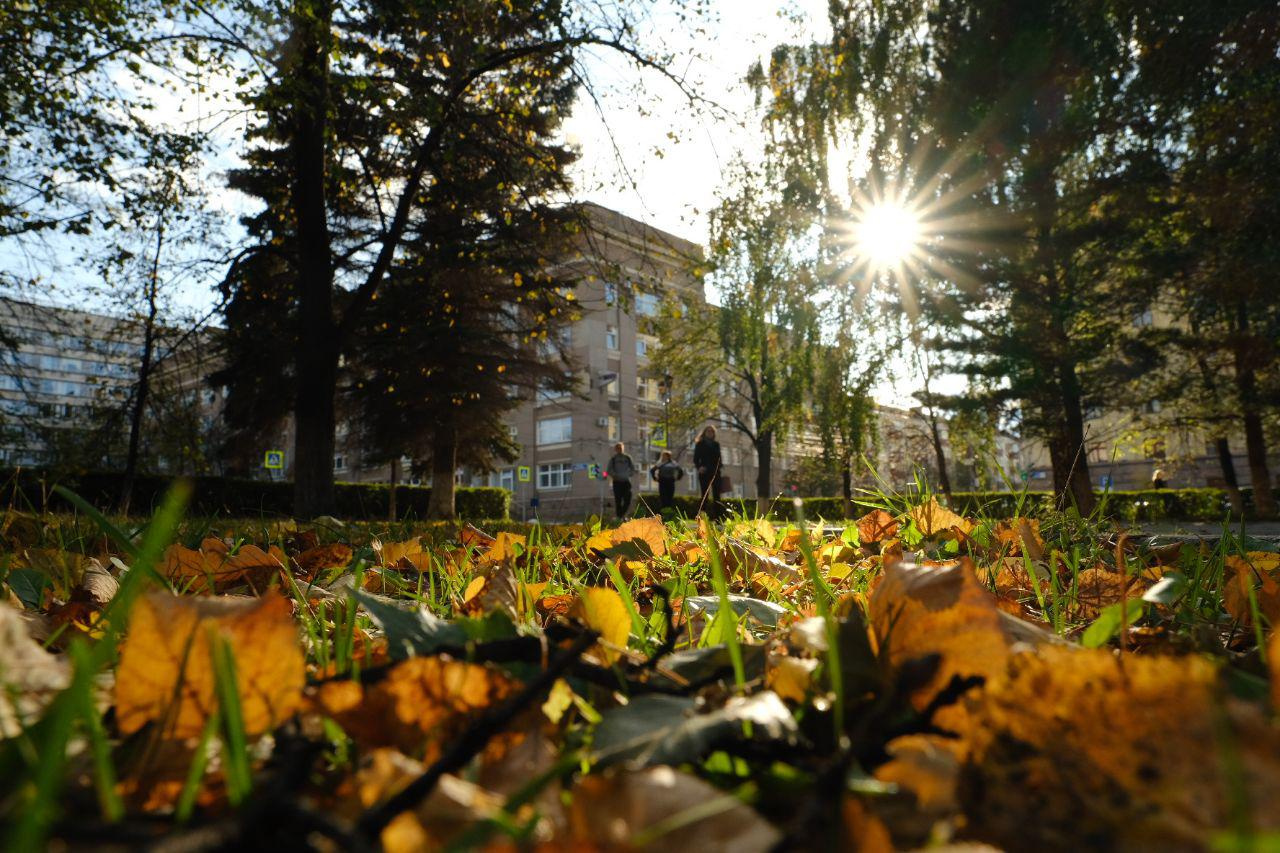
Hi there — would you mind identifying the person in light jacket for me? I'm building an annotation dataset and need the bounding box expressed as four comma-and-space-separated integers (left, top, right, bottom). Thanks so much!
606, 442, 636, 517
650, 450, 685, 511
692, 425, 722, 512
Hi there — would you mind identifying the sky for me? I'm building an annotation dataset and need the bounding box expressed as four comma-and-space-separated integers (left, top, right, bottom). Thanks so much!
562, 0, 831, 246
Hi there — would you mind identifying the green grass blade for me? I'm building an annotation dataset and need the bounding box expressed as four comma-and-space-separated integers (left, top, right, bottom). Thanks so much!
52, 484, 139, 560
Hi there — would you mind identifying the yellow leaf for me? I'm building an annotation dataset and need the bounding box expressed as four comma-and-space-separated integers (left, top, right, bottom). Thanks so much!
869, 559, 1008, 733
571, 587, 630, 664
542, 677, 575, 724
907, 497, 974, 537
115, 591, 304, 738
768, 655, 818, 703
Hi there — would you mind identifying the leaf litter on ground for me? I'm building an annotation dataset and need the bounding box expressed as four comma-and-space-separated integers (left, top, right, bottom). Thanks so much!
0, 495, 1278, 850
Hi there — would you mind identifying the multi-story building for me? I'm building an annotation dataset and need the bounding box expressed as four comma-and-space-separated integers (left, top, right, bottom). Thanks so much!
1018, 307, 1278, 492
461, 203, 761, 521
0, 297, 225, 472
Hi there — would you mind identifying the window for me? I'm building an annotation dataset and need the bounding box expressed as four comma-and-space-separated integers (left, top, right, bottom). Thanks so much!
1133, 309, 1154, 328
500, 469, 515, 491
507, 424, 518, 439
637, 376, 653, 400
605, 325, 618, 350
635, 293, 659, 317
334, 455, 347, 472
636, 337, 649, 358
607, 415, 620, 441
537, 415, 572, 445
604, 282, 617, 305
537, 462, 572, 489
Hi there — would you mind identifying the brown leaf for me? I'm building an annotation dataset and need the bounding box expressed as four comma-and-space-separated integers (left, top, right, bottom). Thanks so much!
161, 540, 287, 594
907, 497, 975, 537
0, 602, 71, 738
855, 509, 899, 544
962, 646, 1280, 849
323, 657, 516, 761
115, 591, 304, 738
564, 767, 780, 850
869, 559, 1010, 732
292, 543, 353, 582
992, 517, 1046, 559
1222, 553, 1280, 627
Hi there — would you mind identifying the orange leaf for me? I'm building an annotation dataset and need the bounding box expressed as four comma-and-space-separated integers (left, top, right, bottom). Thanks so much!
115, 591, 304, 738
855, 509, 899, 543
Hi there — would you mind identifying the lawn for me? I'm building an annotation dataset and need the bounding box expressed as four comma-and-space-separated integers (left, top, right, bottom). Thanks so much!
2, 484, 1278, 850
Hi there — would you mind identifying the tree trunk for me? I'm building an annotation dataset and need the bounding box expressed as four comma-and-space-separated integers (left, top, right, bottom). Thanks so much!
755, 429, 773, 516
1215, 436, 1245, 516
1055, 361, 1096, 514
388, 456, 399, 521
841, 459, 853, 519
119, 219, 164, 515
288, 0, 337, 519
428, 425, 458, 520
1241, 410, 1275, 517
1232, 303, 1275, 518
925, 411, 951, 498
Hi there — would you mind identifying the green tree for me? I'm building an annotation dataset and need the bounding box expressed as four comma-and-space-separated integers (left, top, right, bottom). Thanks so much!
1126, 0, 1280, 516
656, 172, 820, 512
216, 0, 691, 516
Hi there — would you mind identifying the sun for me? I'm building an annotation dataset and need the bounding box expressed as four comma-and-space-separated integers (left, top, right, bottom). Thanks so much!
855, 202, 922, 269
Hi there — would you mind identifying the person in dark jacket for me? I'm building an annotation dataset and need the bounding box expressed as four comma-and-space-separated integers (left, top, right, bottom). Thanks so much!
605, 442, 636, 517
650, 450, 685, 511
692, 425, 722, 513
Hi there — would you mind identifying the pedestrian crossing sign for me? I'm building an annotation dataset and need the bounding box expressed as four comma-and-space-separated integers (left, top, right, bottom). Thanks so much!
263, 450, 284, 470
587, 463, 602, 479
517, 466, 531, 483
650, 426, 667, 448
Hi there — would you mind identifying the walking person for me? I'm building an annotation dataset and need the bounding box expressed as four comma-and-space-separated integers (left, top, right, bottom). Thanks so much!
606, 442, 636, 518
650, 450, 685, 512
693, 425, 722, 515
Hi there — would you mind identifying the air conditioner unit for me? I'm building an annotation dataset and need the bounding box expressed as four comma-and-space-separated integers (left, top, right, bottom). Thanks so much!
595, 416, 609, 428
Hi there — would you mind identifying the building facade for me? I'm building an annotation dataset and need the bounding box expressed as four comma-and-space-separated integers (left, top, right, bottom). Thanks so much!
0, 298, 225, 472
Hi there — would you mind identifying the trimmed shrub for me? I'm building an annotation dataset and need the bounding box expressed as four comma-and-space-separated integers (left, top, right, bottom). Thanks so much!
0, 469, 509, 520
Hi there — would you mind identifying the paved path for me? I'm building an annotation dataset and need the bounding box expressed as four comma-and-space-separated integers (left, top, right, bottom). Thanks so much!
1136, 521, 1280, 547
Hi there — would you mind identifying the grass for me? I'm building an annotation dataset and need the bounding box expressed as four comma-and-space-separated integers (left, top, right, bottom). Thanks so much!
0, 481, 1276, 849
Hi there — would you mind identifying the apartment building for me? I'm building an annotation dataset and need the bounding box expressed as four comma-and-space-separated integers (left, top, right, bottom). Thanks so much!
1018, 306, 1278, 492
0, 297, 224, 472
462, 203, 762, 521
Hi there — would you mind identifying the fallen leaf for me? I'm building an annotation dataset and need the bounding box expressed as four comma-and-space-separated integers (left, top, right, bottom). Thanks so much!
564, 766, 780, 850
907, 498, 975, 537
571, 587, 630, 664
115, 591, 304, 738
292, 543, 353, 581
1223, 553, 1280, 627
962, 645, 1280, 849
161, 540, 287, 594
768, 654, 819, 702
0, 602, 71, 738
855, 509, 899, 544
869, 559, 1009, 732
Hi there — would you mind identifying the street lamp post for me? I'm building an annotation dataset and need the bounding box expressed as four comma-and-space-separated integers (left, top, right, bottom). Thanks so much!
659, 373, 673, 463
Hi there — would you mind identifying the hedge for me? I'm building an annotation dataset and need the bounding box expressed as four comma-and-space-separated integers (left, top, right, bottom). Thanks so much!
640, 488, 1275, 523
0, 469, 509, 520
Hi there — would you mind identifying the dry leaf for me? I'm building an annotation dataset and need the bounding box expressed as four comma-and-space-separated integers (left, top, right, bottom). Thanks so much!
907, 498, 974, 537
855, 509, 899, 544
115, 591, 304, 738
571, 587, 631, 664
292, 543, 353, 581
768, 654, 818, 703
869, 559, 1009, 733
325, 658, 515, 761
1222, 553, 1280, 627
0, 602, 71, 737
161, 539, 287, 594
962, 646, 1280, 849
564, 766, 780, 850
